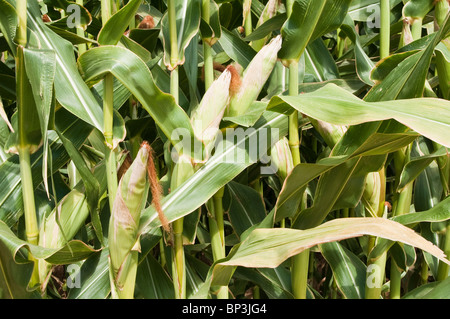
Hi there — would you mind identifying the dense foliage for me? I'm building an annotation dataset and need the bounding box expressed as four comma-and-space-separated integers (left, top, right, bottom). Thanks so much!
0, 0, 449, 299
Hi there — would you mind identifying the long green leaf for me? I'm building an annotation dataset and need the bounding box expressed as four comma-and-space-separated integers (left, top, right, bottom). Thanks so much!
403, 276, 450, 299
398, 145, 448, 191
268, 84, 450, 148
278, 0, 326, 65
194, 217, 450, 297
23, 48, 56, 195
67, 249, 111, 299
135, 253, 175, 299
24, 1, 105, 130
225, 181, 267, 237
320, 241, 366, 299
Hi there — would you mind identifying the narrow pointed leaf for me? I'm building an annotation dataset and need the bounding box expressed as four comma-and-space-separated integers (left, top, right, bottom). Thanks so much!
225, 181, 267, 237
398, 146, 448, 191
23, 48, 56, 194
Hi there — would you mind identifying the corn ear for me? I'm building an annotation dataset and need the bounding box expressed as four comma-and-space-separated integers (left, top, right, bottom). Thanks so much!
251, 0, 279, 51
362, 170, 386, 218
171, 154, 195, 190
190, 69, 231, 159
108, 142, 151, 298
225, 35, 282, 118
309, 118, 347, 149
270, 137, 294, 182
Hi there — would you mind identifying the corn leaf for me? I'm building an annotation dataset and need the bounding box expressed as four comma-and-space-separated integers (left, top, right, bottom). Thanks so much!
67, 249, 111, 299
365, 14, 450, 101
161, 0, 202, 69
194, 217, 450, 297
0, 109, 93, 227
403, 276, 450, 299
0, 220, 99, 265
97, 0, 142, 45
279, 0, 352, 65
77, 46, 199, 157
320, 241, 367, 299
268, 84, 450, 148
0, 239, 40, 299
225, 181, 267, 237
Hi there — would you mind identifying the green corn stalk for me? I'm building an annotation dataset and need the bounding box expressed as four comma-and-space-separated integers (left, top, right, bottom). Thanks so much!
243, 0, 253, 37
435, 0, 450, 100
202, 0, 214, 90
101, 0, 112, 26
109, 142, 152, 299
170, 154, 194, 299
362, 0, 391, 299
76, 0, 87, 55
380, 0, 390, 59
389, 146, 413, 299
15, 0, 42, 287
99, 0, 118, 216
196, 16, 232, 296
165, 0, 189, 299
437, 222, 450, 281
224, 35, 282, 119
282, 1, 308, 299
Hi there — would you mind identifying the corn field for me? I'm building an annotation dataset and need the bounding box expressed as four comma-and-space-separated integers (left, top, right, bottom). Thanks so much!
0, 0, 449, 301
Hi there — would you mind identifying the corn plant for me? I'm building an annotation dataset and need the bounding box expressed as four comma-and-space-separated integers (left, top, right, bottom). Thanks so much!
1, 0, 450, 301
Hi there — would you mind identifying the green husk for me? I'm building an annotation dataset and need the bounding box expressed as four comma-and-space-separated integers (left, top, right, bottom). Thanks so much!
190, 68, 231, 159
225, 35, 282, 119
109, 142, 151, 298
